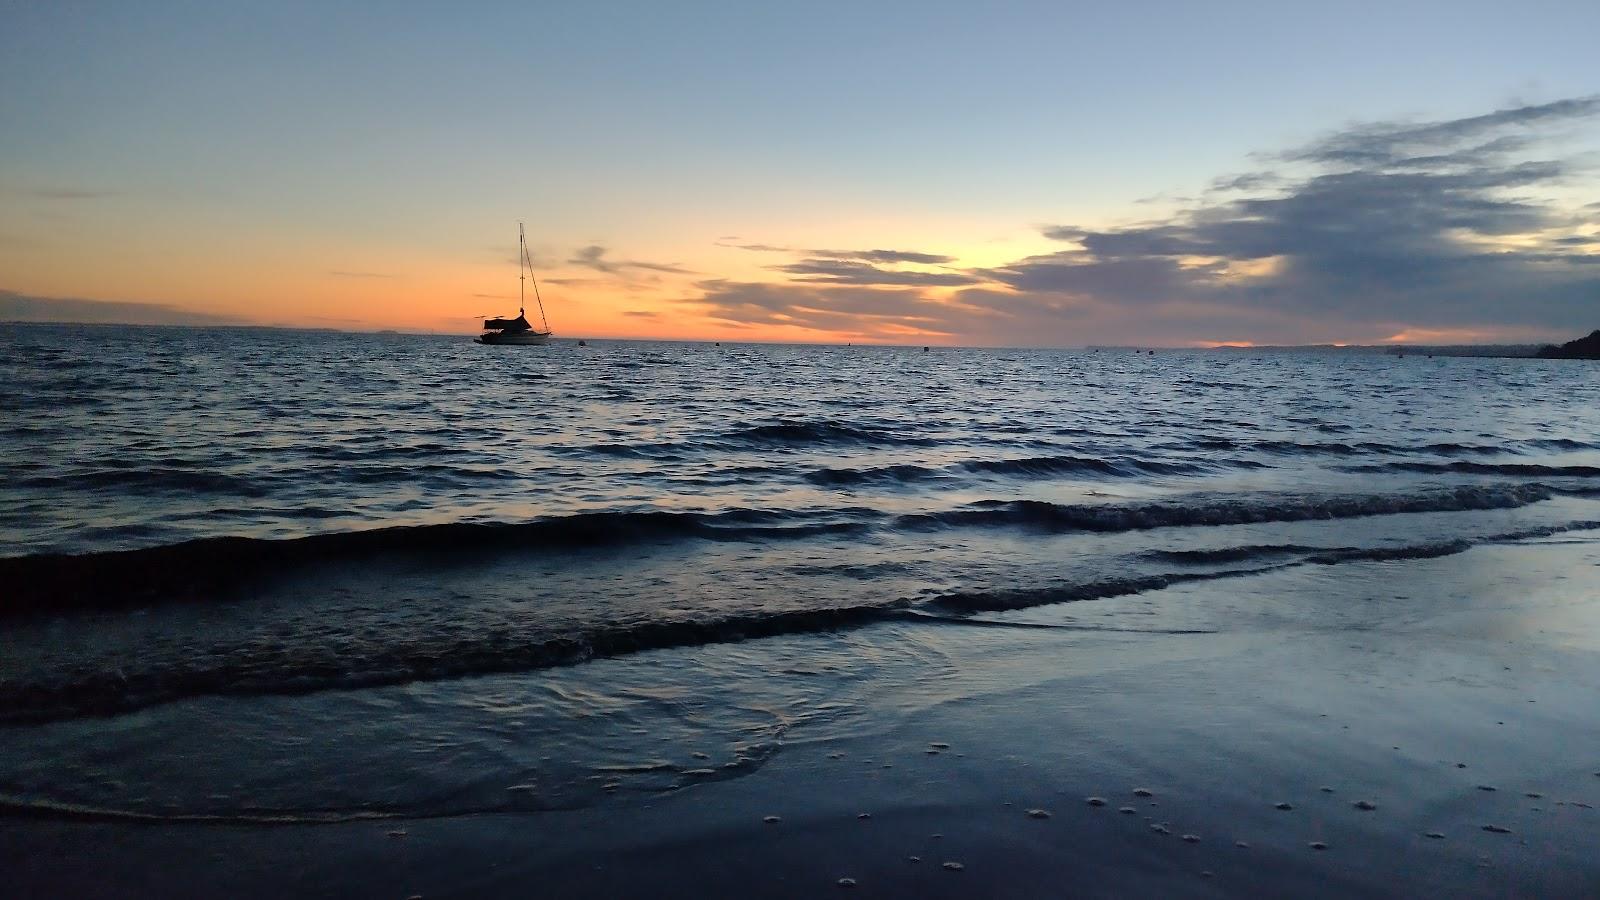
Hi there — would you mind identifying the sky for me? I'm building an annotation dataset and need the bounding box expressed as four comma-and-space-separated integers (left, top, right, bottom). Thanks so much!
2, 0, 1598, 346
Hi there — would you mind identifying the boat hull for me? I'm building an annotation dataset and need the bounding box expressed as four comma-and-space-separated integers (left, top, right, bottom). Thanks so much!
476, 330, 551, 346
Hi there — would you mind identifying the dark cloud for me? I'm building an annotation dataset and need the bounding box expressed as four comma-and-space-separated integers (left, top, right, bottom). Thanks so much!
0, 290, 243, 326
1001, 97, 1600, 339
687, 98, 1600, 345
569, 244, 692, 275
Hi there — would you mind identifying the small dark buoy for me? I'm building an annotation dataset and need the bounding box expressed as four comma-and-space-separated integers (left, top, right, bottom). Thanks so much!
578, 339, 587, 346
715, 341, 721, 346
922, 345, 930, 352
1148, 349, 1154, 355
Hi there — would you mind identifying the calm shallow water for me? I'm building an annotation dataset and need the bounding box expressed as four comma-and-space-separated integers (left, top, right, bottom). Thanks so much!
4, 322, 1600, 822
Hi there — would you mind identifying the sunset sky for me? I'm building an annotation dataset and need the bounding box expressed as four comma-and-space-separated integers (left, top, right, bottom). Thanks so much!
3, 1, 1598, 346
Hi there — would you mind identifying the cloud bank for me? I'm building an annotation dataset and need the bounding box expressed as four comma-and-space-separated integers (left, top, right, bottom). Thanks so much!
0, 290, 243, 327
694, 97, 1600, 345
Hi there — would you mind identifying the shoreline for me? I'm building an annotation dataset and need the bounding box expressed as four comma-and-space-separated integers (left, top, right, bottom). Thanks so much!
5, 538, 1599, 898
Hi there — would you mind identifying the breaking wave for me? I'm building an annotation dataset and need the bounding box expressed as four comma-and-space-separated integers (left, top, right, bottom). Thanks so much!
0, 509, 880, 616
1, 483, 1568, 617
1347, 461, 1600, 478
895, 483, 1555, 534
7, 515, 1599, 725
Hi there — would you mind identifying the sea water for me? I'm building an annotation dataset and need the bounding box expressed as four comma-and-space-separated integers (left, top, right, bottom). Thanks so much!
3, 322, 1600, 822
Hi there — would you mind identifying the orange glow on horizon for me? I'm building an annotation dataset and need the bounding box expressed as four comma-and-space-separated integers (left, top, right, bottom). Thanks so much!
1381, 326, 1556, 345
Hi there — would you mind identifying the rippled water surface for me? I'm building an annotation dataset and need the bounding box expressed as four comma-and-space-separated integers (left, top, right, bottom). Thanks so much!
4, 322, 1600, 822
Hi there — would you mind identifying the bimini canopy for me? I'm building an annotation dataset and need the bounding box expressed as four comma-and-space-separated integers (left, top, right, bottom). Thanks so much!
484, 315, 532, 331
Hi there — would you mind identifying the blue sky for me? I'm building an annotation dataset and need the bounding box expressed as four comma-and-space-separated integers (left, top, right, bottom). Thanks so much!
3, 1, 1598, 343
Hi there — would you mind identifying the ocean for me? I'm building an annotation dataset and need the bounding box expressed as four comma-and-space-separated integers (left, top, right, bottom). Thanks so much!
3, 322, 1600, 862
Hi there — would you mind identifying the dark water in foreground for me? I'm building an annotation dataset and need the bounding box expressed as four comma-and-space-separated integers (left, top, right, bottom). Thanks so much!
3, 322, 1600, 824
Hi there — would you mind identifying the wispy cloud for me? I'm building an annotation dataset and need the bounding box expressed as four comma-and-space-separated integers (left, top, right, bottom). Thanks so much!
328, 270, 396, 279
569, 244, 693, 275
690, 280, 964, 337
718, 239, 955, 265
772, 258, 980, 287
14, 187, 117, 201
715, 239, 795, 253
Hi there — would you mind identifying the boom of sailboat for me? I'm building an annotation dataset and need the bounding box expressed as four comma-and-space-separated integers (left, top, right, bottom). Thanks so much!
476, 222, 553, 345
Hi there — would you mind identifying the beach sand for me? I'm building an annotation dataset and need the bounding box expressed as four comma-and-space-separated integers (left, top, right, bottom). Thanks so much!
5, 537, 1599, 898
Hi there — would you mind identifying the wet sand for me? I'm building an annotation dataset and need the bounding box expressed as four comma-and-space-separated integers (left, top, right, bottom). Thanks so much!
5, 539, 1600, 898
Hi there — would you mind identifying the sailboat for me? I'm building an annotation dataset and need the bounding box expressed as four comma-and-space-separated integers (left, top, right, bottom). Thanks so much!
476, 223, 552, 345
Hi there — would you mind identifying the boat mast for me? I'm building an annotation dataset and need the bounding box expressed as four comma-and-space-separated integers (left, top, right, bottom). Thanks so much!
518, 222, 526, 318
521, 221, 551, 333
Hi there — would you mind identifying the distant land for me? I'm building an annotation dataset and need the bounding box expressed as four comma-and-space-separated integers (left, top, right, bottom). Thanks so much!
1536, 329, 1600, 359
1378, 344, 1544, 358
1188, 330, 1600, 360
1091, 343, 1547, 357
